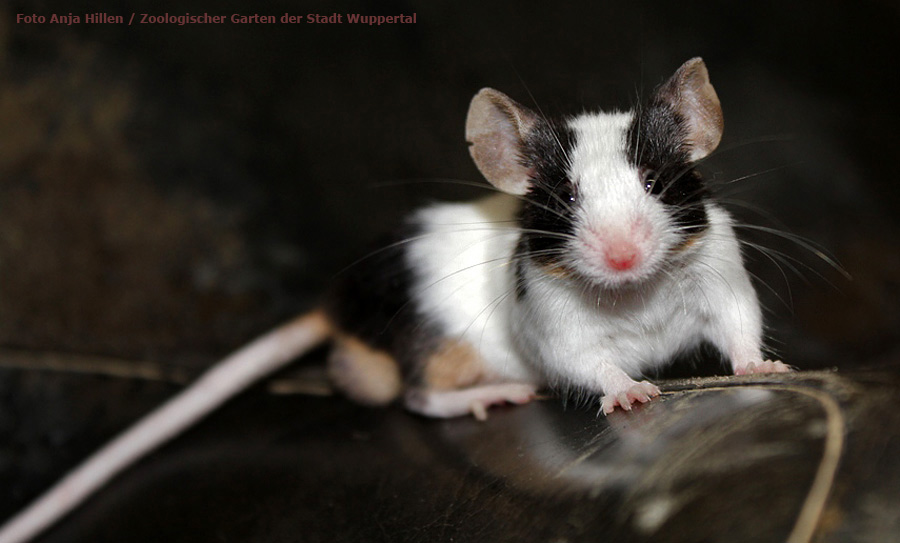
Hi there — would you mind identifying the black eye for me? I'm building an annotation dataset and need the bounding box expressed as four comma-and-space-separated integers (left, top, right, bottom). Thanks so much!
563, 179, 577, 204
641, 168, 661, 195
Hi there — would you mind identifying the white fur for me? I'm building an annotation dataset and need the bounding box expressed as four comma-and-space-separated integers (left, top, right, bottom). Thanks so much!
566, 113, 680, 286
514, 200, 764, 393
406, 193, 538, 382
409, 111, 765, 399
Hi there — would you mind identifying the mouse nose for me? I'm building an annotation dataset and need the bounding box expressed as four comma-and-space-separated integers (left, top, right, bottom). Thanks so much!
605, 241, 640, 271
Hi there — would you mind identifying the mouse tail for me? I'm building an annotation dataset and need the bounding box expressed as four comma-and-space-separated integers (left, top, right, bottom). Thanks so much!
0, 309, 333, 543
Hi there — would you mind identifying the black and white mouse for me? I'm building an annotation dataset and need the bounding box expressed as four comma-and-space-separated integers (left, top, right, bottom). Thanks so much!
0, 57, 789, 543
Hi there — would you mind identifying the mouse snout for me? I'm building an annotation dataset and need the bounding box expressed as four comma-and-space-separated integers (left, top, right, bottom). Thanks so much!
580, 224, 648, 275
577, 213, 658, 280
604, 240, 641, 271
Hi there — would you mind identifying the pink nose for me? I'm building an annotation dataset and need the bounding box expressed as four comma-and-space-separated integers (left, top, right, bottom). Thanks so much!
605, 243, 640, 271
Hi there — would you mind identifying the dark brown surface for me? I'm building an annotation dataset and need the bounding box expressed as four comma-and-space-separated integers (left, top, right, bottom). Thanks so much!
2, 356, 899, 543
1, 0, 899, 371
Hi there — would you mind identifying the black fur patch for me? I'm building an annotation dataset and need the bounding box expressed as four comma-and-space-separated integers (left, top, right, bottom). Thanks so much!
516, 119, 578, 271
324, 224, 440, 376
627, 102, 709, 236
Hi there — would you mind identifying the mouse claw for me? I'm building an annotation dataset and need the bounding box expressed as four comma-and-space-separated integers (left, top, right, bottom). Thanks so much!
735, 359, 793, 375
470, 401, 488, 421
600, 381, 661, 415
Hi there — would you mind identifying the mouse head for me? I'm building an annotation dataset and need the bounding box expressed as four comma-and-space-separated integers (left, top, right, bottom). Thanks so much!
466, 57, 723, 289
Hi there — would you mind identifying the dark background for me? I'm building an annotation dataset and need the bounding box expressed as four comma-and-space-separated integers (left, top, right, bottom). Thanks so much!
1, 0, 898, 380
1, 0, 900, 535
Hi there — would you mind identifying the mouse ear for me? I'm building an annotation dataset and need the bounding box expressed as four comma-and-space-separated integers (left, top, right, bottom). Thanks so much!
465, 88, 538, 195
656, 58, 724, 162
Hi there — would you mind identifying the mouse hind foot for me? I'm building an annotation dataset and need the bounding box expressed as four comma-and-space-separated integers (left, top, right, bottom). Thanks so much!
404, 383, 538, 420
405, 337, 538, 420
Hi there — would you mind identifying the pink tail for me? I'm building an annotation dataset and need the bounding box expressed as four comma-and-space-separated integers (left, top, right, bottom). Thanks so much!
0, 311, 332, 543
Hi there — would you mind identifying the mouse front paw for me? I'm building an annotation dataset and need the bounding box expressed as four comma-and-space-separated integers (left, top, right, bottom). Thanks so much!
600, 380, 660, 415
734, 359, 793, 375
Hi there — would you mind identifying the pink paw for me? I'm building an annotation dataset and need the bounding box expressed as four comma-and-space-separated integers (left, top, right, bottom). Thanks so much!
468, 386, 535, 421
734, 359, 793, 375
600, 381, 660, 415
404, 383, 537, 420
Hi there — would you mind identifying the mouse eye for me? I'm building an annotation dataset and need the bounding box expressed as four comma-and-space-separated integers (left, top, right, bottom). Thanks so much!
641, 168, 661, 195
562, 179, 577, 204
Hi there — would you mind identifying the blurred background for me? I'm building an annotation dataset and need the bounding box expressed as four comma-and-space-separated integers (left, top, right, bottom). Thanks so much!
0, 1, 898, 411
2, 0, 900, 534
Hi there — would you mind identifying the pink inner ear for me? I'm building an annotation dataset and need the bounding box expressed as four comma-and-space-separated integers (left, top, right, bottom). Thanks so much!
657, 59, 724, 162
466, 88, 536, 195
468, 131, 532, 195
682, 79, 723, 161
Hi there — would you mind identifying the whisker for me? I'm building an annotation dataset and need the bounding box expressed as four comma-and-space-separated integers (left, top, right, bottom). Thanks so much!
731, 224, 851, 280
511, 73, 574, 178
713, 163, 799, 187
333, 219, 585, 280
372, 175, 580, 226
737, 239, 823, 286
714, 198, 790, 230
369, 177, 498, 192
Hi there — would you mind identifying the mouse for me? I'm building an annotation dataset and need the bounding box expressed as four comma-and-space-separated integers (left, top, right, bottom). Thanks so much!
0, 57, 790, 543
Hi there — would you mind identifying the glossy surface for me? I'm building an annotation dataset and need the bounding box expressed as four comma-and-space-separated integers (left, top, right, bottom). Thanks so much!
3, 361, 898, 543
